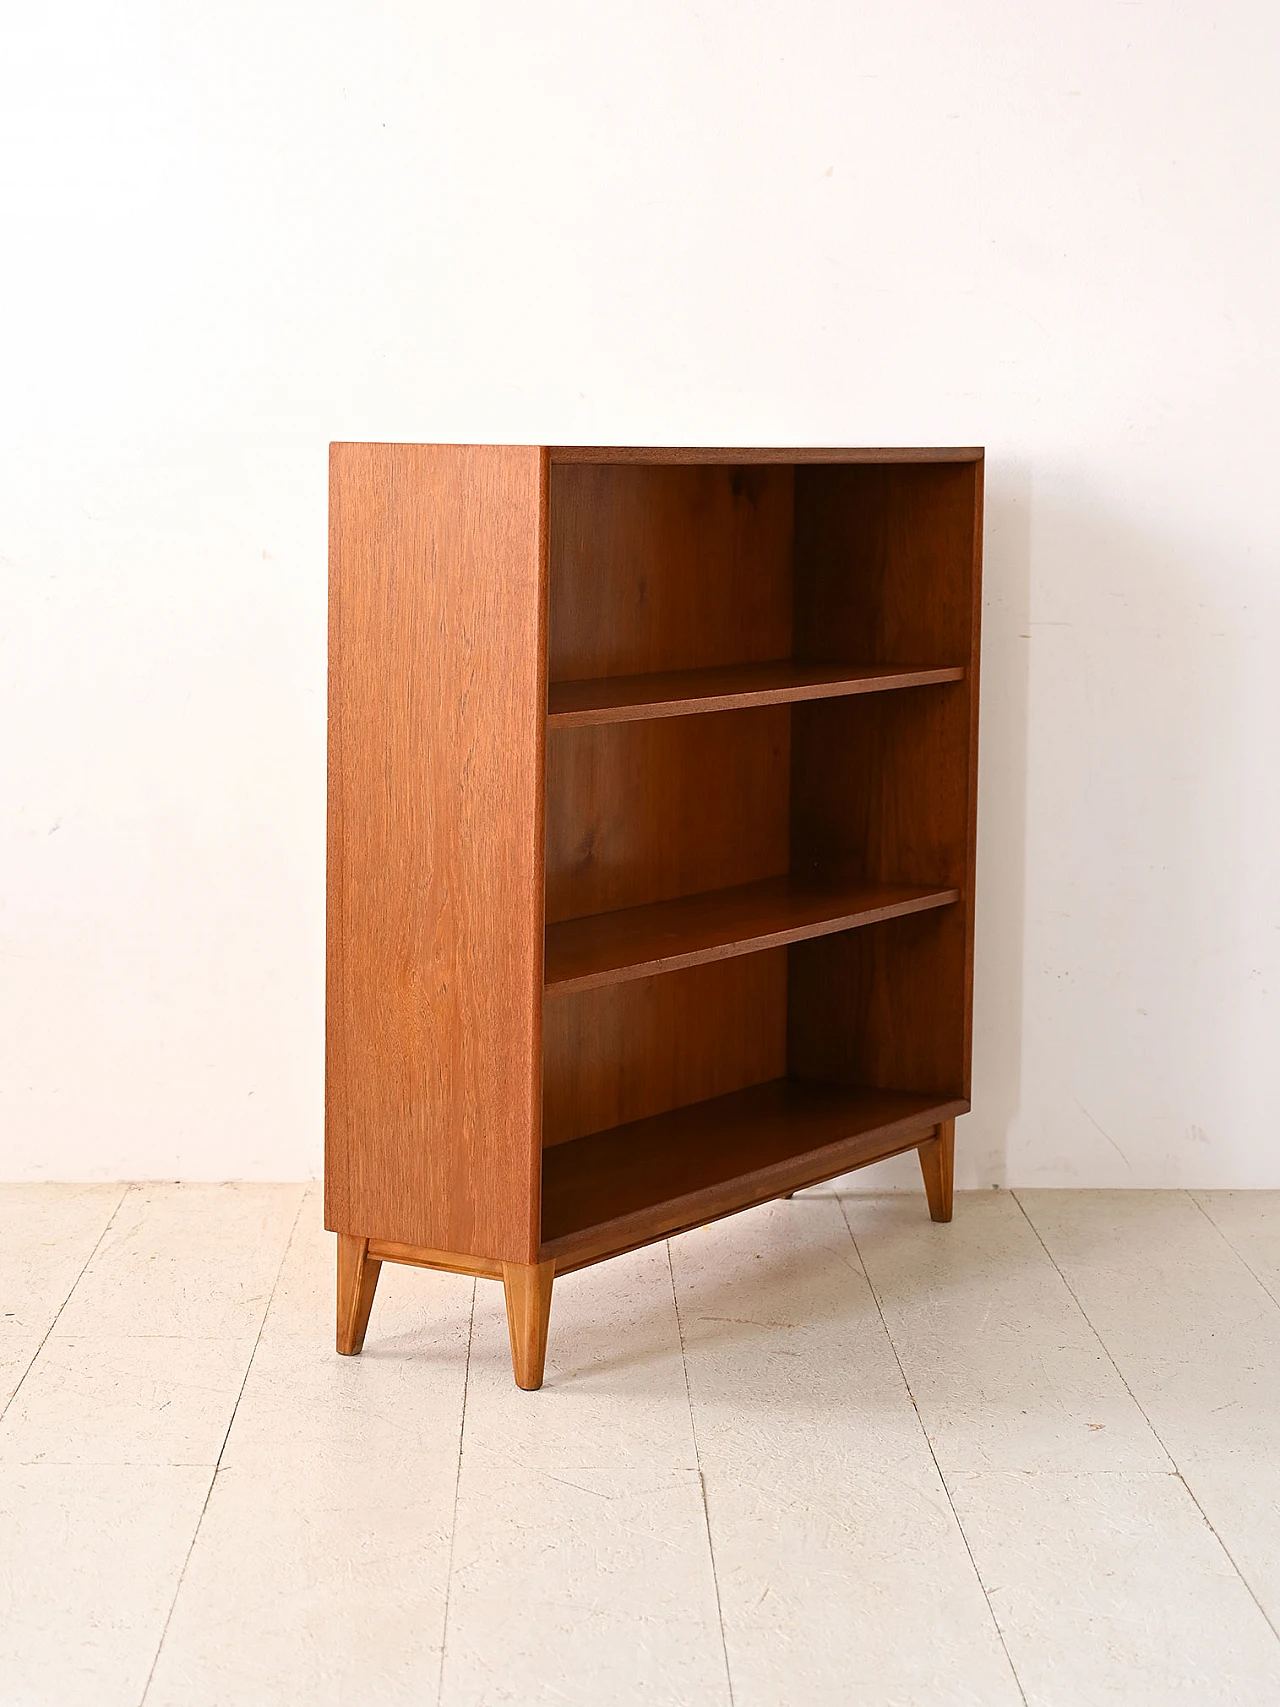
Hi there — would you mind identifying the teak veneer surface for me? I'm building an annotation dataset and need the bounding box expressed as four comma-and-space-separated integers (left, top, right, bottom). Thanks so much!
326, 443, 546, 1261
544, 874, 960, 995
919, 1119, 956, 1224
547, 660, 965, 727
548, 446, 984, 464
549, 462, 793, 681
545, 708, 791, 923
788, 461, 984, 1103
542, 953, 788, 1149
541, 1078, 969, 1267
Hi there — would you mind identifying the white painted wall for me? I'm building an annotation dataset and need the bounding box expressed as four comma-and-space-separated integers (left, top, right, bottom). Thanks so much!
2, 2, 1277, 1184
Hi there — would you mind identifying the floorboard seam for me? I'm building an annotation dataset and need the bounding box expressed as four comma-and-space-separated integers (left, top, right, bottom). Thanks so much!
1187, 1192, 1280, 1314
836, 1195, 1031, 1707
0, 1183, 130, 1426
1010, 1189, 1280, 1652
435, 1277, 477, 1707
135, 1184, 307, 1707
667, 1239, 736, 1707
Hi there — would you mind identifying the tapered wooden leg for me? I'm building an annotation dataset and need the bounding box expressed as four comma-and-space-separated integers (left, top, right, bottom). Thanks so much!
918, 1120, 955, 1223
502, 1259, 555, 1391
336, 1234, 382, 1355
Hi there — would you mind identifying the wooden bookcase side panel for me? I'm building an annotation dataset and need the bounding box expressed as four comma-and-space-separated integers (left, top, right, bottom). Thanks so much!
959, 464, 985, 1093
542, 953, 787, 1149
325, 443, 548, 1263
547, 462, 794, 682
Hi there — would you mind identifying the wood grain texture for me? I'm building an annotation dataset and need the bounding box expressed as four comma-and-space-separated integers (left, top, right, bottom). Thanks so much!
786, 456, 984, 1102
919, 1119, 955, 1222
502, 1259, 556, 1390
545, 874, 959, 995
542, 954, 787, 1148
547, 660, 964, 727
541, 1079, 968, 1269
548, 462, 793, 681
545, 708, 790, 923
791, 685, 973, 887
960, 466, 985, 1100
548, 447, 984, 465
788, 690, 974, 1095
788, 907, 971, 1099
365, 1240, 503, 1280
335, 1234, 381, 1356
794, 461, 981, 669
326, 443, 547, 1262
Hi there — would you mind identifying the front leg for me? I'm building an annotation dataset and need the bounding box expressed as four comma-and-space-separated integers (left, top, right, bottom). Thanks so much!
502, 1259, 555, 1390
336, 1233, 382, 1354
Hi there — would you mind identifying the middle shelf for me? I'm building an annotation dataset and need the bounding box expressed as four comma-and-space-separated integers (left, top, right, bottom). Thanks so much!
544, 872, 960, 996
548, 658, 965, 728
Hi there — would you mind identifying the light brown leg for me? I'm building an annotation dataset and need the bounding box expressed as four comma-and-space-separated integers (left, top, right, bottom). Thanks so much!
336, 1233, 382, 1354
781, 1192, 796, 1200
502, 1259, 555, 1390
918, 1120, 955, 1223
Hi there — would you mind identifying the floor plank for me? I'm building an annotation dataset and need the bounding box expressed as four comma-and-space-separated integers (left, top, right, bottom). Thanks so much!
144, 1190, 473, 1707
0, 1335, 252, 1466
441, 1464, 728, 1707
0, 1185, 301, 1705
671, 1195, 1022, 1706
0, 1464, 213, 1707
1191, 1190, 1280, 1305
53, 1184, 302, 1340
440, 1242, 727, 1706
0, 1184, 125, 1412
1018, 1189, 1280, 1640
5, 1184, 1280, 1705
950, 1470, 1280, 1705
841, 1189, 1167, 1472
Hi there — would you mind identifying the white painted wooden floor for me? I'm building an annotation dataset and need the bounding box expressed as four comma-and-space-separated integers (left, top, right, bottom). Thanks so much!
3, 1184, 1280, 1706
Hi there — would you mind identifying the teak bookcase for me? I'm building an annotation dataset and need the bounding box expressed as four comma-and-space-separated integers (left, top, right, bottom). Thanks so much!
326, 444, 983, 1389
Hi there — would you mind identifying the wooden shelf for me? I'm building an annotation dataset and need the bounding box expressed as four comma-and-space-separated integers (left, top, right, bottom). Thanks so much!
545, 874, 959, 996
548, 660, 964, 728
541, 1078, 969, 1269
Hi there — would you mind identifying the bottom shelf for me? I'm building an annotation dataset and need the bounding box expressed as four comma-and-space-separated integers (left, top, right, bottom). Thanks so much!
541, 1077, 967, 1269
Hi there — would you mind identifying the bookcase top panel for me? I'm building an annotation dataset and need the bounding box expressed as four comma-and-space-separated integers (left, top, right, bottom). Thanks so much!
551, 446, 984, 464
329, 444, 983, 465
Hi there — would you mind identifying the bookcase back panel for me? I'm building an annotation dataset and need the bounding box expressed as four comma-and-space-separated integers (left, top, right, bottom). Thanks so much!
793, 462, 979, 668
542, 953, 787, 1148
549, 463, 793, 681
790, 683, 973, 888
787, 906, 970, 1100
546, 707, 791, 922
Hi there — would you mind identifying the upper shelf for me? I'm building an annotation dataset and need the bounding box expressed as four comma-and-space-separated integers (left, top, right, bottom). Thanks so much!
547, 660, 965, 729
545, 872, 959, 996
